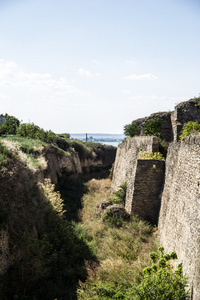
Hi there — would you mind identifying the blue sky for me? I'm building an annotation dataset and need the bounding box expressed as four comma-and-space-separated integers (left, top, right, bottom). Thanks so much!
0, 0, 199, 133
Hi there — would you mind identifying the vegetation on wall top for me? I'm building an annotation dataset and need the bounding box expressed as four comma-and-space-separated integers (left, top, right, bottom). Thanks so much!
179, 121, 200, 140
143, 118, 163, 138
123, 122, 140, 137
123, 118, 163, 138
138, 150, 165, 161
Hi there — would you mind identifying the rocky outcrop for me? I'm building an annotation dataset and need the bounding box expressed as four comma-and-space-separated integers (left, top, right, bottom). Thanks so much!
171, 99, 200, 141
134, 111, 172, 142
131, 98, 200, 142
43, 146, 82, 183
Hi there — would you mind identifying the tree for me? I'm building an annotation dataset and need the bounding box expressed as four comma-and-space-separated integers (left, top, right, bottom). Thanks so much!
123, 122, 140, 137
0, 114, 20, 135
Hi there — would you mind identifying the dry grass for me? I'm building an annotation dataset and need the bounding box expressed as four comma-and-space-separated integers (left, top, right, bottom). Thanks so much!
77, 178, 158, 299
1, 138, 47, 172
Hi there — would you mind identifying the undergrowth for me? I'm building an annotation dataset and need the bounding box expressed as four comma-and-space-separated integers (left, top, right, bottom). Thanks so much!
0, 140, 14, 166
0, 136, 46, 170
77, 178, 157, 299
77, 178, 189, 299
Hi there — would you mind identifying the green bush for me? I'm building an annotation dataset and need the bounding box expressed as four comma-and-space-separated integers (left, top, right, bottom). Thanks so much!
124, 123, 140, 137
137, 150, 165, 161
192, 95, 200, 106
143, 118, 163, 137
103, 210, 124, 228
179, 121, 200, 140
17, 123, 58, 143
127, 247, 189, 300
112, 183, 127, 205
0, 114, 20, 135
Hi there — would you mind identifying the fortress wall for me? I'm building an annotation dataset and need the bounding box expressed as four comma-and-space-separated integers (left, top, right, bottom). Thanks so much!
172, 100, 200, 141
111, 136, 159, 192
158, 134, 200, 299
125, 159, 165, 224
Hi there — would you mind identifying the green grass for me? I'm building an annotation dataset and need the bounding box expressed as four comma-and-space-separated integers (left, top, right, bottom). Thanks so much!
0, 141, 14, 167
77, 178, 158, 299
0, 136, 48, 170
2, 135, 47, 153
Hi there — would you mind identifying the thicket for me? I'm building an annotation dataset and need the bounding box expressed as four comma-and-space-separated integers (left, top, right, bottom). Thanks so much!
123, 123, 140, 137
0, 114, 20, 135
123, 118, 163, 138
143, 118, 163, 138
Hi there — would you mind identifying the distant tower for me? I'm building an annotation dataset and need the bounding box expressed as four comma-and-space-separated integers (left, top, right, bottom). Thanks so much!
86, 133, 88, 142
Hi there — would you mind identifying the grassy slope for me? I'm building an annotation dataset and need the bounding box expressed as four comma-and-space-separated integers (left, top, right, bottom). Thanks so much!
77, 179, 158, 300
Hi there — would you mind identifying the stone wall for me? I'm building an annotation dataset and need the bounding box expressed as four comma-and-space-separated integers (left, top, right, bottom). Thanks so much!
125, 159, 165, 224
112, 136, 159, 192
134, 111, 172, 142
171, 99, 200, 141
131, 98, 200, 142
158, 134, 200, 299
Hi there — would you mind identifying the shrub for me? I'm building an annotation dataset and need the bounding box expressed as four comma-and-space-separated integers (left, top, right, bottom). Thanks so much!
143, 118, 163, 137
112, 183, 127, 205
0, 114, 20, 135
179, 121, 200, 140
137, 150, 165, 160
192, 95, 200, 106
124, 123, 140, 137
103, 210, 124, 228
17, 122, 58, 143
127, 247, 189, 300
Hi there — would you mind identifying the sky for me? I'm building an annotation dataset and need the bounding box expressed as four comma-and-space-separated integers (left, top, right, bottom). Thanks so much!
0, 0, 200, 134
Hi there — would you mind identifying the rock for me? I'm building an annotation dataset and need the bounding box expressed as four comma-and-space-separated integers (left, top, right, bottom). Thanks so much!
104, 204, 130, 219
96, 200, 113, 213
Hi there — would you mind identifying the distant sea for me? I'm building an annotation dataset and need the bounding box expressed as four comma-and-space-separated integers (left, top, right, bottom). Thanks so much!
70, 133, 125, 147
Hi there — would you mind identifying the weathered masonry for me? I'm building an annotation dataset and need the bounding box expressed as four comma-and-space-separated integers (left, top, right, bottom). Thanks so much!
112, 131, 200, 299
112, 136, 159, 191
112, 136, 165, 224
132, 98, 200, 142
125, 159, 165, 224
158, 134, 200, 300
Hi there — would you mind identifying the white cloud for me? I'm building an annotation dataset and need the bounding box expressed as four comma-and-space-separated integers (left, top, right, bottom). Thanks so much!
127, 94, 186, 103
78, 68, 99, 78
92, 59, 100, 65
0, 94, 9, 102
125, 60, 137, 65
0, 59, 87, 95
121, 90, 131, 95
123, 73, 157, 80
